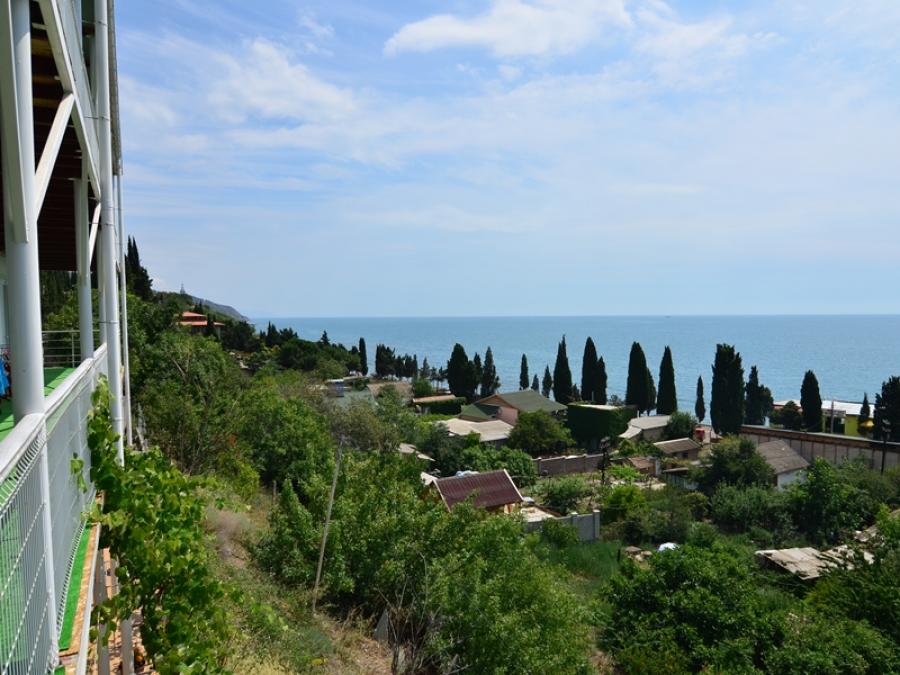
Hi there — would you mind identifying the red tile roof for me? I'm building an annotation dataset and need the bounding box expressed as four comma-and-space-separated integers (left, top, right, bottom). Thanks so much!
435, 470, 522, 510
181, 311, 206, 319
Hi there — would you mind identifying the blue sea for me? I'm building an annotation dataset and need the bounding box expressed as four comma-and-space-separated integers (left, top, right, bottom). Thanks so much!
254, 316, 900, 415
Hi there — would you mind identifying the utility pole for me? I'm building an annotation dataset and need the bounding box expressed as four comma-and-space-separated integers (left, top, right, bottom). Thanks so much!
313, 438, 344, 613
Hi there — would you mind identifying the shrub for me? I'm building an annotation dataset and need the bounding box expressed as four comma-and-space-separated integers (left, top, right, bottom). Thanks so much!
664, 411, 698, 440
508, 410, 575, 456
423, 397, 465, 415
693, 437, 774, 495
540, 519, 580, 547
537, 476, 590, 514
604, 484, 646, 522
567, 404, 636, 450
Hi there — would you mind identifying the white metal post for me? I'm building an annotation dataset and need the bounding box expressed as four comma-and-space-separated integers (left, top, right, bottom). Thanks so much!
94, 0, 124, 461
0, 0, 58, 662
116, 174, 132, 446
75, 168, 94, 360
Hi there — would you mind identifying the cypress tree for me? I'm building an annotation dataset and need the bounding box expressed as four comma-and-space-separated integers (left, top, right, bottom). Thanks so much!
542, 366, 553, 399
695, 376, 705, 422
480, 347, 500, 398
860, 393, 871, 428
472, 353, 483, 391
644, 367, 657, 415
656, 346, 677, 415
531, 374, 539, 391
596, 357, 608, 405
581, 337, 598, 402
800, 370, 823, 432
447, 344, 477, 401
519, 354, 529, 390
873, 377, 900, 442
358, 338, 368, 375
552, 336, 573, 404
625, 342, 649, 414
710, 344, 744, 435
745, 366, 761, 425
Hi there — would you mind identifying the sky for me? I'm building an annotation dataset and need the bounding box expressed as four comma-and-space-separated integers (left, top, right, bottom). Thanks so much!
117, 0, 900, 317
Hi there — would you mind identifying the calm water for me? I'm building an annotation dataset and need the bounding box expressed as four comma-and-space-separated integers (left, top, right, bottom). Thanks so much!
255, 316, 900, 416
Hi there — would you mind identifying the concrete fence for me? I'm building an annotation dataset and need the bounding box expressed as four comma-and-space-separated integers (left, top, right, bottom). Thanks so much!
741, 426, 900, 471
524, 510, 603, 542
533, 453, 606, 477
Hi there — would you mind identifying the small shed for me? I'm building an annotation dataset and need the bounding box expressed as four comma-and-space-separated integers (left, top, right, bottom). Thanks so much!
434, 470, 523, 513
756, 440, 808, 489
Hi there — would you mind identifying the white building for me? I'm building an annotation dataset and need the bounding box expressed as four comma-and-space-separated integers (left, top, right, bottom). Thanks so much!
756, 440, 809, 489
0, 1, 131, 672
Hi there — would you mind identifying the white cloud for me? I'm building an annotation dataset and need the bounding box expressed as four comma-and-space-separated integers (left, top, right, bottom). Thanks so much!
385, 0, 631, 57
207, 39, 356, 123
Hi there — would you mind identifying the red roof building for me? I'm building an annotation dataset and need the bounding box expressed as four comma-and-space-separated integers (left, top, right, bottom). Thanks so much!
434, 469, 523, 513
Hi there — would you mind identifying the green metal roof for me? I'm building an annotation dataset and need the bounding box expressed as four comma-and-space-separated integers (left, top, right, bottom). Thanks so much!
459, 403, 497, 421
482, 390, 566, 414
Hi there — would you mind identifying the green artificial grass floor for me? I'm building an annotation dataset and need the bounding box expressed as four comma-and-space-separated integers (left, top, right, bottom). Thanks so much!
0, 367, 75, 441
58, 524, 92, 652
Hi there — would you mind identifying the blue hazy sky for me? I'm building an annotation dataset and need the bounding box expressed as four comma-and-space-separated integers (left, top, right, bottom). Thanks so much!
117, 0, 900, 317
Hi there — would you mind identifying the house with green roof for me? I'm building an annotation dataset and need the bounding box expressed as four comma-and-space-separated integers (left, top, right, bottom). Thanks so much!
462, 390, 566, 426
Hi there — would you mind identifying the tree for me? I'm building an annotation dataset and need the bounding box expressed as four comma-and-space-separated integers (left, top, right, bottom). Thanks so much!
664, 412, 698, 440
447, 344, 477, 402
772, 400, 803, 430
874, 376, 900, 442
552, 336, 573, 404
124, 236, 153, 299
319, 330, 330, 346
358, 337, 368, 375
710, 344, 744, 435
644, 367, 657, 415
542, 366, 553, 399
480, 347, 500, 398
860, 393, 871, 431
581, 337, 598, 402
694, 437, 774, 495
531, 374, 539, 391
656, 346, 677, 415
596, 357, 608, 405
800, 370, 823, 432
472, 352, 483, 391
536, 476, 589, 514
519, 354, 529, 390
507, 410, 574, 457
695, 376, 706, 422
744, 366, 764, 425
625, 342, 649, 414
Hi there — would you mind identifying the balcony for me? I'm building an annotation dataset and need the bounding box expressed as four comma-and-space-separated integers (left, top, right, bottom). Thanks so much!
0, 343, 107, 674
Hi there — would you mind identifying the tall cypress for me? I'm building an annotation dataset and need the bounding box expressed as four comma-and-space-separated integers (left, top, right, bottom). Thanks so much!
358, 338, 368, 375
710, 344, 744, 435
745, 366, 766, 425
860, 393, 871, 427
552, 336, 573, 404
472, 353, 483, 392
581, 337, 598, 402
873, 377, 900, 442
596, 357, 608, 405
447, 344, 477, 402
800, 370, 823, 432
656, 346, 677, 415
480, 347, 500, 398
542, 366, 553, 399
519, 354, 529, 390
625, 342, 649, 414
695, 376, 706, 422
531, 374, 539, 391
644, 367, 657, 415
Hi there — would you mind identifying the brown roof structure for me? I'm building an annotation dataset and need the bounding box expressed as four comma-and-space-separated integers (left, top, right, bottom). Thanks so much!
653, 438, 701, 455
757, 440, 809, 475
435, 470, 523, 510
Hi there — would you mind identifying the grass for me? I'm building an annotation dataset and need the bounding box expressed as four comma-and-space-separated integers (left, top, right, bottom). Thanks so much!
58, 525, 92, 651
0, 367, 75, 441
535, 539, 623, 599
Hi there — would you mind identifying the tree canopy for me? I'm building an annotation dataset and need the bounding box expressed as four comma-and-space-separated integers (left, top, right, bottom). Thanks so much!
710, 344, 744, 435
519, 354, 529, 390
800, 370, 823, 432
553, 336, 573, 404
695, 375, 706, 422
656, 346, 677, 415
581, 337, 598, 403
625, 342, 650, 414
447, 343, 477, 402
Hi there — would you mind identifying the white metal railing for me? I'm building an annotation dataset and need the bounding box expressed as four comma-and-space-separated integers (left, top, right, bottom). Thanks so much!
41, 329, 102, 369
0, 344, 107, 674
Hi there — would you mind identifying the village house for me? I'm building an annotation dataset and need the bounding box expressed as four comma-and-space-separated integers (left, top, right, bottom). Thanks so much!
460, 389, 566, 425
772, 399, 870, 437
653, 437, 702, 462
619, 414, 671, 442
756, 439, 809, 489
432, 469, 523, 513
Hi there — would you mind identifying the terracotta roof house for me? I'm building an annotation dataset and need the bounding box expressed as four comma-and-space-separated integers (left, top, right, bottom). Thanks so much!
434, 470, 523, 512
178, 310, 224, 331
756, 440, 808, 489
468, 390, 566, 425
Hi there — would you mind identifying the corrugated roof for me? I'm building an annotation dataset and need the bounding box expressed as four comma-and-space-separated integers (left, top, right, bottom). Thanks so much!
435, 470, 522, 510
653, 438, 701, 455
757, 440, 809, 475
478, 390, 566, 414
413, 394, 460, 404
440, 418, 513, 443
627, 415, 671, 430
459, 403, 498, 421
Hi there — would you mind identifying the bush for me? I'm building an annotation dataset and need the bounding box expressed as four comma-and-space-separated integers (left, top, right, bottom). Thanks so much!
664, 411, 698, 440
536, 476, 590, 514
603, 484, 646, 522
422, 397, 465, 415
412, 377, 434, 398
693, 437, 774, 495
540, 519, 580, 547
508, 410, 574, 456
567, 404, 636, 449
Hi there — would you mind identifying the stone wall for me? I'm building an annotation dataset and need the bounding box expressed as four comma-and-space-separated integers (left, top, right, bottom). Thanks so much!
741, 425, 900, 471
